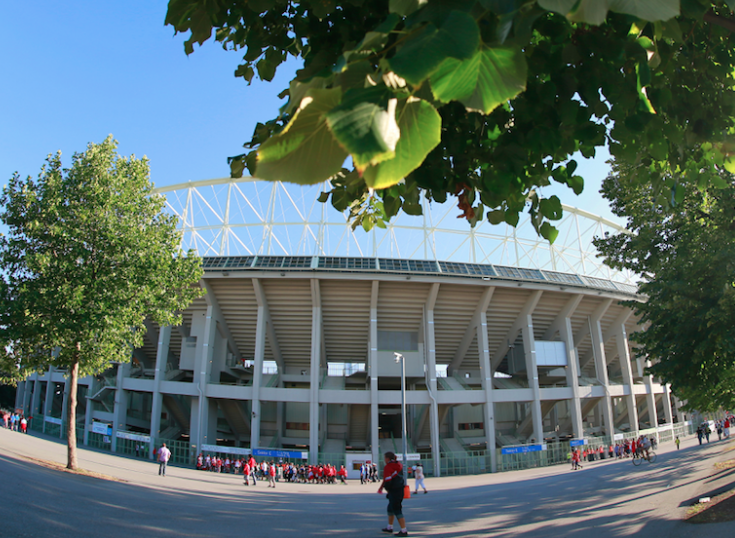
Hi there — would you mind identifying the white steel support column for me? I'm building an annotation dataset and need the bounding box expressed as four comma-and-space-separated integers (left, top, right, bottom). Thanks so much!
149, 326, 171, 459
369, 281, 380, 465
423, 284, 441, 477
662, 384, 674, 424
22, 380, 32, 414
521, 316, 544, 444
589, 309, 615, 439
478, 309, 497, 472
561, 318, 584, 440
615, 326, 639, 431
251, 305, 267, 450
43, 367, 55, 434
111, 362, 130, 452
309, 279, 322, 464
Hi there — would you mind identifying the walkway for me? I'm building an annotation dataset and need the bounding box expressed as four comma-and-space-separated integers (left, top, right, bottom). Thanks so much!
0, 429, 733, 537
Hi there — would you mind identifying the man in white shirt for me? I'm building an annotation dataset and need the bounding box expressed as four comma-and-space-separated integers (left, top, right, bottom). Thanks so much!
158, 443, 172, 476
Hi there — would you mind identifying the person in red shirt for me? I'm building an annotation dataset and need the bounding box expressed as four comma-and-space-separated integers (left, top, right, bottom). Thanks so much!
378, 451, 408, 537
268, 461, 277, 487
337, 465, 347, 484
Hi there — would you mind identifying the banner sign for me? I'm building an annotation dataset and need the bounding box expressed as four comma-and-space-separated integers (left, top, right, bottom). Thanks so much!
658, 424, 673, 432
614, 433, 624, 441
253, 448, 308, 459
570, 439, 587, 447
501, 444, 546, 455
116, 431, 151, 443
92, 421, 112, 436
44, 416, 62, 425
201, 444, 252, 456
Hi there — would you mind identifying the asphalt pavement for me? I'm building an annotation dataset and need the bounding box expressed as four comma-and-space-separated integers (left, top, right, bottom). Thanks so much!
0, 428, 734, 537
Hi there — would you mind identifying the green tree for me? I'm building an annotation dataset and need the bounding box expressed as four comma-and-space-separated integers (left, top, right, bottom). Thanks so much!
0, 137, 204, 469
594, 164, 735, 413
166, 0, 735, 237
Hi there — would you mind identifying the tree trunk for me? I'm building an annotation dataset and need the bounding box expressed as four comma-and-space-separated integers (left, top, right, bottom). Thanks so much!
66, 359, 79, 470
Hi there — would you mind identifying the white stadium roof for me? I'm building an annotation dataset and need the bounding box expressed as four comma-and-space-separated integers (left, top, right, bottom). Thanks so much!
154, 177, 634, 285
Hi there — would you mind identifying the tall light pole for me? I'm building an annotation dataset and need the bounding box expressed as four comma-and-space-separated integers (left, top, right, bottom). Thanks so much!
394, 352, 408, 488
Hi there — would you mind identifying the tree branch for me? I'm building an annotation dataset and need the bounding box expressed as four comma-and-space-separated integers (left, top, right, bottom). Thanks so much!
704, 10, 735, 34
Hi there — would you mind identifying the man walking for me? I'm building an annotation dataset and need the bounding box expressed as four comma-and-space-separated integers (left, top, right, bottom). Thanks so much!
158, 443, 171, 476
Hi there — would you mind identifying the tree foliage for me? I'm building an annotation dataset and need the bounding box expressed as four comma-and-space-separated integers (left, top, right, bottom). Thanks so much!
167, 0, 735, 238
594, 164, 735, 413
0, 137, 204, 468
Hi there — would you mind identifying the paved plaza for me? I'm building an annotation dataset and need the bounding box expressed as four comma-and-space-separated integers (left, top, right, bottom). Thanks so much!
0, 429, 733, 537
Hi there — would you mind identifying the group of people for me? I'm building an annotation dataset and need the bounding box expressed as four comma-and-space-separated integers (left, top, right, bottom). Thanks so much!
570, 436, 656, 470
1, 410, 29, 433
195, 454, 349, 487
359, 462, 379, 483
697, 418, 732, 444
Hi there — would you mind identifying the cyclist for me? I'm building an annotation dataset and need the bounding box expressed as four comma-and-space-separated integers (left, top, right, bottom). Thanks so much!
639, 435, 652, 461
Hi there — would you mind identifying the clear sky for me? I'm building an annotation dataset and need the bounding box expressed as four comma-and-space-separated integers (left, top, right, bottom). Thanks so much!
0, 1, 622, 225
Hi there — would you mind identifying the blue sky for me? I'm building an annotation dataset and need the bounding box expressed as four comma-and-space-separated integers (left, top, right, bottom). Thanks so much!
0, 1, 621, 225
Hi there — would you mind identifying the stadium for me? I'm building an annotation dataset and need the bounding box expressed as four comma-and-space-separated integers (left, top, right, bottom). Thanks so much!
15, 177, 692, 476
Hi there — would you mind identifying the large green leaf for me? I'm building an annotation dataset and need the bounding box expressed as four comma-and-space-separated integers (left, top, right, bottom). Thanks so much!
609, 0, 679, 22
326, 87, 400, 171
389, 0, 428, 16
430, 46, 527, 114
362, 98, 441, 189
389, 11, 480, 85
256, 88, 348, 184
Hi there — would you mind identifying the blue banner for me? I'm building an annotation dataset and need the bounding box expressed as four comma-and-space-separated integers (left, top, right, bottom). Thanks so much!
253, 448, 309, 459
501, 444, 546, 455
569, 439, 587, 447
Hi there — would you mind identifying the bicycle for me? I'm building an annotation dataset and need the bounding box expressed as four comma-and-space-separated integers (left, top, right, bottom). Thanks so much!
632, 449, 657, 466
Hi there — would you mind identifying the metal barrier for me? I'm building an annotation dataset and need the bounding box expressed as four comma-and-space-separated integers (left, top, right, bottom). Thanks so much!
115, 436, 151, 459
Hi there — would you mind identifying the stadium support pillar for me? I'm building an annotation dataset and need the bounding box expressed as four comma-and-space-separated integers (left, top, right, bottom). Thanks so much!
15, 381, 25, 411
60, 374, 71, 439
369, 281, 380, 466
83, 380, 93, 445
662, 384, 674, 424
31, 377, 42, 417
615, 325, 639, 432
42, 367, 55, 434
643, 359, 659, 429
478, 309, 497, 472
112, 362, 130, 452
22, 379, 32, 415
589, 304, 615, 439
250, 304, 267, 451
309, 279, 322, 465
149, 325, 171, 459
193, 305, 217, 452
521, 316, 543, 444
423, 284, 441, 477
561, 318, 584, 441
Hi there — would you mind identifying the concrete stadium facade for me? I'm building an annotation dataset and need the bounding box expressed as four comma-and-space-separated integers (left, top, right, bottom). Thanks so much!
15, 178, 685, 475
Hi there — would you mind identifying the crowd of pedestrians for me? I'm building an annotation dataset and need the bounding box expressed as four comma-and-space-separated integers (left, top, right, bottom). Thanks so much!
1, 409, 29, 433
570, 435, 658, 470
195, 453, 348, 486
697, 416, 733, 444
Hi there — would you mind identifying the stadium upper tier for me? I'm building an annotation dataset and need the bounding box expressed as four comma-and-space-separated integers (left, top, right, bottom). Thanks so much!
154, 177, 634, 285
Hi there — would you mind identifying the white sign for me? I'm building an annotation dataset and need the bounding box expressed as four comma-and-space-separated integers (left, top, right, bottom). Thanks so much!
201, 444, 252, 456
400, 453, 422, 460
44, 416, 62, 425
658, 424, 673, 432
92, 421, 112, 435
614, 433, 624, 441
116, 431, 151, 443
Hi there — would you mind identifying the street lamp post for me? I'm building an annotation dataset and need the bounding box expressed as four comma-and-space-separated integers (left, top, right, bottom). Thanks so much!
394, 352, 409, 488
